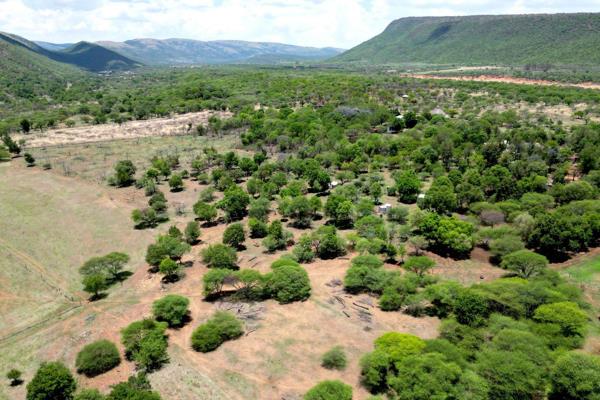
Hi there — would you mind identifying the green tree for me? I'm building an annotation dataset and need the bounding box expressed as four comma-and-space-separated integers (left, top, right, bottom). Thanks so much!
74, 389, 105, 400
158, 257, 180, 281
222, 223, 246, 249
217, 186, 250, 221
112, 160, 136, 187
193, 201, 217, 224
304, 380, 352, 400
75, 340, 120, 377
26, 361, 76, 400
248, 217, 268, 238
549, 352, 600, 400
152, 295, 190, 327
293, 234, 316, 263
82, 273, 108, 300
145, 235, 190, 267
121, 319, 169, 371
6, 369, 22, 386
168, 173, 184, 192
394, 170, 421, 203
533, 301, 588, 338
24, 152, 35, 167
266, 263, 311, 303
191, 311, 244, 352
403, 256, 435, 277
201, 244, 237, 269
500, 250, 548, 278
184, 221, 200, 244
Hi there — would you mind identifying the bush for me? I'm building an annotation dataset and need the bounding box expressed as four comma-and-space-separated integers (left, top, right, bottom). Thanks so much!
191, 311, 244, 352
201, 244, 238, 269
121, 319, 169, 371
184, 221, 200, 244
222, 223, 246, 249
344, 255, 389, 294
403, 256, 435, 277
321, 346, 347, 370
152, 295, 190, 327
248, 218, 268, 238
304, 380, 352, 400
266, 263, 311, 303
26, 361, 76, 400
76, 340, 120, 377
74, 389, 105, 400
549, 352, 600, 400
6, 369, 22, 386
193, 201, 217, 223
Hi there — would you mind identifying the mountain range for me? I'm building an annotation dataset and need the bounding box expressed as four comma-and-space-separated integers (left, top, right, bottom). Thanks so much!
335, 13, 600, 66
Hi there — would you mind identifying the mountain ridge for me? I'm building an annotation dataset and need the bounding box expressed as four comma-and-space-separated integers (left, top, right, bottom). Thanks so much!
335, 13, 600, 66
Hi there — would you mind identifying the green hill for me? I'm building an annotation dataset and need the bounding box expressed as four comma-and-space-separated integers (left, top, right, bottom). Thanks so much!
335, 13, 600, 66
0, 32, 141, 72
0, 35, 84, 108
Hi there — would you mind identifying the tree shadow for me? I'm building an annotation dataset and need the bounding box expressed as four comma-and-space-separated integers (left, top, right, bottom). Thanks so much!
89, 292, 108, 302
9, 379, 23, 387
110, 271, 134, 284
181, 260, 194, 268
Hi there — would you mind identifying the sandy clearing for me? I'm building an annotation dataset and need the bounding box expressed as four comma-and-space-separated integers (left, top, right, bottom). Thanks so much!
16, 110, 232, 148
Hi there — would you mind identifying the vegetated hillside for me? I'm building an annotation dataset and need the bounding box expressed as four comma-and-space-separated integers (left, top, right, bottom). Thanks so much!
98, 38, 343, 65
0, 34, 84, 105
336, 13, 600, 66
0, 32, 140, 72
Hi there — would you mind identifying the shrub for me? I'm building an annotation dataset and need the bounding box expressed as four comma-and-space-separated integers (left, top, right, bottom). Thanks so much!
454, 290, 489, 327
201, 244, 238, 269
266, 263, 311, 303
26, 361, 76, 400
75, 340, 120, 377
344, 255, 389, 294
152, 295, 190, 327
248, 217, 268, 238
168, 173, 184, 192
184, 221, 200, 244
158, 257, 180, 281
191, 311, 244, 352
121, 319, 169, 371
193, 201, 217, 223
293, 234, 316, 263
321, 346, 347, 370
549, 352, 600, 400
222, 223, 246, 249
533, 301, 588, 338
6, 369, 22, 386
403, 256, 435, 277
304, 380, 352, 400
74, 389, 104, 400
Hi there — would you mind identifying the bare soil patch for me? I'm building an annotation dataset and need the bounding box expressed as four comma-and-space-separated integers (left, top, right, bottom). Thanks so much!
15, 111, 231, 148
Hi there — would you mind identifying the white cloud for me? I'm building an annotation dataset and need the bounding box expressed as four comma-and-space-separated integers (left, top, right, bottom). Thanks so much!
0, 0, 597, 48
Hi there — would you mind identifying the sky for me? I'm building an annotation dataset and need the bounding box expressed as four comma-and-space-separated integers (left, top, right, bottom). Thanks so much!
0, 0, 599, 48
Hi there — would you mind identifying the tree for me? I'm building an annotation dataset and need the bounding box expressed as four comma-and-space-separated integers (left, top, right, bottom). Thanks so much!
222, 223, 246, 249
419, 179, 457, 214
489, 235, 525, 261
387, 206, 409, 224
121, 319, 169, 371
315, 228, 346, 260
356, 215, 387, 241
408, 235, 428, 256
191, 311, 244, 352
454, 290, 489, 327
112, 160, 136, 187
158, 257, 180, 281
293, 234, 316, 263
304, 380, 352, 400
321, 346, 347, 370
549, 352, 600, 400
248, 197, 271, 221
248, 217, 268, 238
106, 373, 161, 400
184, 221, 200, 244
263, 220, 292, 252
82, 274, 108, 300
24, 152, 35, 167
74, 389, 104, 400
75, 340, 121, 377
152, 295, 190, 327
201, 244, 237, 269
193, 201, 217, 224
6, 369, 22, 386
145, 235, 190, 267
80, 252, 129, 282
266, 263, 311, 303
168, 173, 184, 192
500, 250, 548, 278
533, 301, 588, 338
20, 118, 31, 133
131, 208, 159, 229
344, 255, 388, 294
279, 195, 319, 228
217, 186, 250, 221
26, 361, 76, 400
394, 170, 421, 203
324, 194, 355, 228
403, 256, 435, 277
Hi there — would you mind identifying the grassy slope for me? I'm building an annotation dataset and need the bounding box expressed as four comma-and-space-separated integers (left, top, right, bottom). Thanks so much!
336, 13, 600, 66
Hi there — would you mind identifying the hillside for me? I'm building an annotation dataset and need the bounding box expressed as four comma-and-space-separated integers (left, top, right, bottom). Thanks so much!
98, 38, 343, 65
0, 32, 140, 72
335, 13, 600, 66
0, 35, 84, 108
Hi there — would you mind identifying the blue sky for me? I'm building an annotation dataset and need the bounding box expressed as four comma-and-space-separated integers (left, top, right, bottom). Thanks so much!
0, 0, 598, 48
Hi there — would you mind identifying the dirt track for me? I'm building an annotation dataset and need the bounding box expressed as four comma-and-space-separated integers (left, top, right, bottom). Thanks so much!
402, 73, 600, 90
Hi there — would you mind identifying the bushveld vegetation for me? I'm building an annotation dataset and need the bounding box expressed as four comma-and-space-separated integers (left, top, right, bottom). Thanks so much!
4, 60, 600, 400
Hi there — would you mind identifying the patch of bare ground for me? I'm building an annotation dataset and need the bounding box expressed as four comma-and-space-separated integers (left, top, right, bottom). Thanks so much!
402, 73, 600, 90
15, 111, 231, 148
426, 247, 506, 285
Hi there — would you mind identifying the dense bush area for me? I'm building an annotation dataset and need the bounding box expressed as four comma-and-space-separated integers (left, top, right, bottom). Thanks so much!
191, 311, 244, 352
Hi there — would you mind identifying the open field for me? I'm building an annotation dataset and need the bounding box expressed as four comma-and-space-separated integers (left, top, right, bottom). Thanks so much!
14, 111, 231, 148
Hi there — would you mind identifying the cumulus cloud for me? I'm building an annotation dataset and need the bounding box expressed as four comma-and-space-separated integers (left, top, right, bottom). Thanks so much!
0, 0, 596, 48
